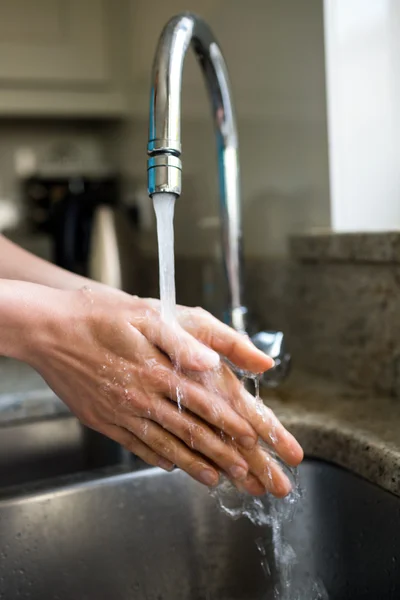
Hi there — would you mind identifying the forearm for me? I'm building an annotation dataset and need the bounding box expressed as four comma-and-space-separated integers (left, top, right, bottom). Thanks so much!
0, 235, 102, 291
0, 278, 62, 361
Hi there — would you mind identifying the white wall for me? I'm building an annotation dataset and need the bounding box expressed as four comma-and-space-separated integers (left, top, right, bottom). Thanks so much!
107, 0, 330, 257
324, 0, 400, 232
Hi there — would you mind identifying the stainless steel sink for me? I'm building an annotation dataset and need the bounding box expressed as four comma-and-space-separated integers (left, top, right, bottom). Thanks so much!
0, 459, 399, 599
0, 414, 131, 488
0, 337, 141, 492
0, 388, 136, 489
0, 357, 137, 488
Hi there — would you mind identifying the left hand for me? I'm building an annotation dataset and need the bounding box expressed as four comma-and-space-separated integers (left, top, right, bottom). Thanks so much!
147, 301, 304, 496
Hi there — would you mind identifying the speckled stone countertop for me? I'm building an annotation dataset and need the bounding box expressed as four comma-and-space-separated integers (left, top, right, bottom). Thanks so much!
290, 231, 400, 263
263, 370, 400, 497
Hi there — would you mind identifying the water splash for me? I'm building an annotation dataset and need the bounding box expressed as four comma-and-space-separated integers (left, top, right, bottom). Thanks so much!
211, 376, 328, 600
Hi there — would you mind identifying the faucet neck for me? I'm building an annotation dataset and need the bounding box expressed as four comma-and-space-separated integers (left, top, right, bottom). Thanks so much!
147, 13, 245, 329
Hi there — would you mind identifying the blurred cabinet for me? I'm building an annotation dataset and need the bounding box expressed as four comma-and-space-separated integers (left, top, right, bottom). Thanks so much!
0, 0, 128, 117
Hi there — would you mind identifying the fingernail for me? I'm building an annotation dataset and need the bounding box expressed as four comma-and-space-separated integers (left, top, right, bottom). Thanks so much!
239, 435, 256, 450
199, 469, 218, 487
158, 458, 175, 471
229, 465, 248, 481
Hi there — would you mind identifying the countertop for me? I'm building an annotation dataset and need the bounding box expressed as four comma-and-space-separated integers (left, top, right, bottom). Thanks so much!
264, 371, 400, 497
1, 357, 399, 498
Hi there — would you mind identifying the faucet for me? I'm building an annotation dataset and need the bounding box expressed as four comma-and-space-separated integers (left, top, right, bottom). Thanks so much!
147, 13, 290, 386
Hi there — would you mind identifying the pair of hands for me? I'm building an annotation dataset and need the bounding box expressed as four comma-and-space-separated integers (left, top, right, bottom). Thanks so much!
27, 286, 303, 497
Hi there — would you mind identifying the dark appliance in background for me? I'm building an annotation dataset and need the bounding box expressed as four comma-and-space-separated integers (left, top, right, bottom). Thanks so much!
23, 175, 121, 275
23, 174, 129, 470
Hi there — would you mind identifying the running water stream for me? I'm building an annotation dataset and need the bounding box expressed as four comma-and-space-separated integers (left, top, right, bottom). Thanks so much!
152, 193, 177, 322
152, 192, 327, 599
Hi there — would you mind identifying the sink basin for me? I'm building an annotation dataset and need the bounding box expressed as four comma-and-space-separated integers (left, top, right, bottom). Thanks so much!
0, 414, 130, 489
0, 388, 140, 489
0, 459, 399, 599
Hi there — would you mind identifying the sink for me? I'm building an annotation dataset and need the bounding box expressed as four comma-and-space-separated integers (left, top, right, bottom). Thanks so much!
0, 360, 135, 488
0, 395, 132, 489
0, 458, 399, 599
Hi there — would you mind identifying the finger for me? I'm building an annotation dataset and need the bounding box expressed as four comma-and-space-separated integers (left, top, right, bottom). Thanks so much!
241, 445, 292, 498
122, 416, 220, 488
232, 473, 266, 497
115, 333, 258, 450
177, 306, 274, 373
234, 388, 303, 467
159, 369, 257, 449
142, 397, 249, 481
99, 423, 175, 471
206, 364, 303, 466
133, 309, 220, 371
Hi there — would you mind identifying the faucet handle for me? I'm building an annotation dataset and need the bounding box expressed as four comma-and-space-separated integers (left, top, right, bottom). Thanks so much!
250, 331, 291, 388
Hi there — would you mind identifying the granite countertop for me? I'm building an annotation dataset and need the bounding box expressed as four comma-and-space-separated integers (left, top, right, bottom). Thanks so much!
263, 370, 400, 497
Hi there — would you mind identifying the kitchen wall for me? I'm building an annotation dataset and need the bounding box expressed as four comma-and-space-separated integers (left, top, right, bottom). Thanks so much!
106, 0, 330, 258
324, 0, 400, 232
0, 0, 329, 259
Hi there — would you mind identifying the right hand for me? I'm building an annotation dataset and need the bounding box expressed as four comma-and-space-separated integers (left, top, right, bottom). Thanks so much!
23, 286, 302, 495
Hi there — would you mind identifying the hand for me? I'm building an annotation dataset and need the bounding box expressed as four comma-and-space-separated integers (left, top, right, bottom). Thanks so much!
25, 287, 255, 484
156, 300, 303, 496
0, 239, 302, 495
174, 356, 302, 498
25, 287, 302, 495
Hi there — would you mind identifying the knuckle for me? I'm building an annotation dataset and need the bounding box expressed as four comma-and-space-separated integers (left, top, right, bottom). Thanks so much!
137, 418, 150, 438
133, 393, 151, 414
150, 363, 171, 387
198, 394, 219, 423
152, 435, 172, 457
115, 388, 149, 418
211, 437, 234, 462
187, 456, 205, 474
180, 421, 203, 448
117, 388, 136, 407
134, 304, 159, 322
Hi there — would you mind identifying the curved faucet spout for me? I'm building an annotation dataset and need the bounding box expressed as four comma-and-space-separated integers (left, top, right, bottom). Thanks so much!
147, 13, 291, 386
147, 13, 245, 331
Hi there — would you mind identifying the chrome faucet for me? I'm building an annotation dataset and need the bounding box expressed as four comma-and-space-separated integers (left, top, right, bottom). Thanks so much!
147, 13, 290, 386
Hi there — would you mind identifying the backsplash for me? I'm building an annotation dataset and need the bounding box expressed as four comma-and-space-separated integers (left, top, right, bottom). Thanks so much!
250, 233, 400, 398
133, 232, 400, 398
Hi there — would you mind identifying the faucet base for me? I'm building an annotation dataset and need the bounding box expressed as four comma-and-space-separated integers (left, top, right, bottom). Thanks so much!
251, 331, 291, 387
